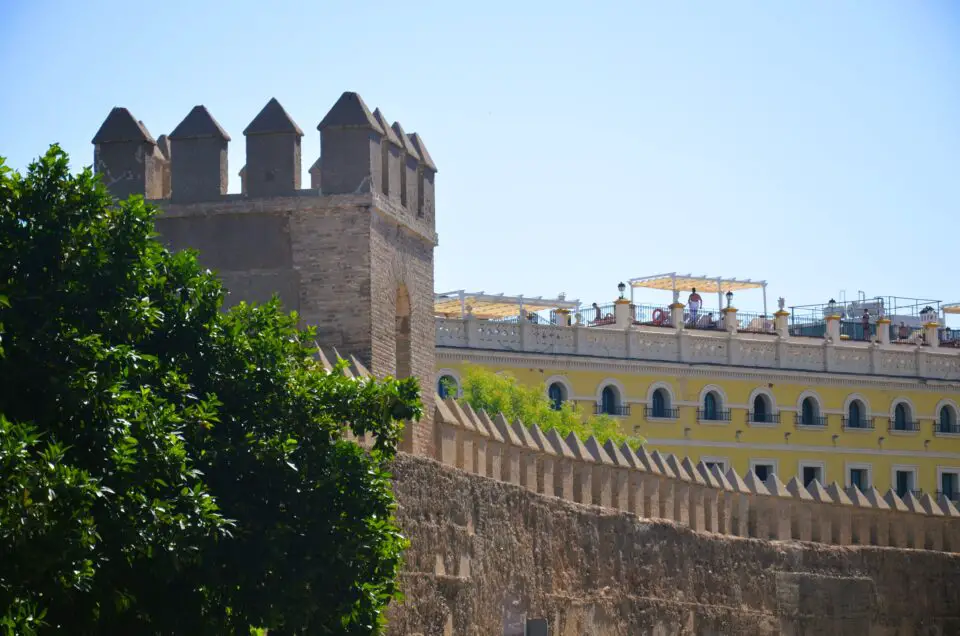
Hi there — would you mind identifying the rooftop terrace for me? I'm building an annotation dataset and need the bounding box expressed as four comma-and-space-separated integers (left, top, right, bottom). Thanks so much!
434, 275, 960, 381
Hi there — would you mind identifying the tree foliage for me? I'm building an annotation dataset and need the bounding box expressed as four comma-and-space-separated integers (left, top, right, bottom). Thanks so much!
456, 365, 644, 447
0, 147, 420, 634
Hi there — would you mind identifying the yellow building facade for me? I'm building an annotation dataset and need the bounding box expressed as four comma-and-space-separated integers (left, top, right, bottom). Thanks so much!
433, 285, 960, 500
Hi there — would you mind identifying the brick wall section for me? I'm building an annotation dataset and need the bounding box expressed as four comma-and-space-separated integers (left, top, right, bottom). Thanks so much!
387, 452, 960, 635
154, 191, 436, 456
369, 207, 435, 455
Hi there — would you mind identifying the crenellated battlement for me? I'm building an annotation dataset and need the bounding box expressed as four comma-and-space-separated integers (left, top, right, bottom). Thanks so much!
91, 92, 437, 226
317, 350, 960, 553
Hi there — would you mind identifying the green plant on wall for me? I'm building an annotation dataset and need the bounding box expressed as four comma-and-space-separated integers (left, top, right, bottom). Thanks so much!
0, 147, 419, 635
456, 364, 644, 448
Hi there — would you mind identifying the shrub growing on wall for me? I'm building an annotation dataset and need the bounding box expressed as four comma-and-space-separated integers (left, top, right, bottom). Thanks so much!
0, 147, 419, 635
457, 364, 644, 447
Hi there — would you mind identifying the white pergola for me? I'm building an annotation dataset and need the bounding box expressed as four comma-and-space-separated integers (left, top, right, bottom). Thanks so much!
434, 290, 580, 319
628, 272, 769, 317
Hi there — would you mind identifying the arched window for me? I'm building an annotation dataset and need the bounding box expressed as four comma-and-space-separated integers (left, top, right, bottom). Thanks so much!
652, 389, 667, 418
548, 382, 565, 411
894, 403, 908, 430
937, 404, 960, 433
753, 395, 768, 423
801, 397, 816, 425
940, 405, 956, 433
704, 392, 718, 420
437, 374, 458, 399
848, 400, 862, 427
601, 386, 618, 415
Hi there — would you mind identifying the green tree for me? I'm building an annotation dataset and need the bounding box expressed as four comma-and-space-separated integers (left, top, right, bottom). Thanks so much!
457, 365, 644, 448
0, 147, 419, 635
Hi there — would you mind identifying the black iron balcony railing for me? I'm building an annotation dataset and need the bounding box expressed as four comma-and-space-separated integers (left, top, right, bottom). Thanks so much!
644, 405, 679, 420
794, 413, 828, 428
842, 416, 875, 430
595, 403, 631, 417
935, 490, 960, 503
748, 411, 781, 424
697, 408, 732, 422
889, 420, 920, 432
937, 424, 960, 434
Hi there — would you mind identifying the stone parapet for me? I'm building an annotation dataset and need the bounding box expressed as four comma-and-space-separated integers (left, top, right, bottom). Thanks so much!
425, 389, 960, 553
435, 317, 960, 381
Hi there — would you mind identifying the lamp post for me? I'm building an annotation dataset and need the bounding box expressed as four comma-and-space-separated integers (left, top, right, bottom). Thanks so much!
618, 282, 626, 300
725, 291, 733, 309
828, 298, 837, 316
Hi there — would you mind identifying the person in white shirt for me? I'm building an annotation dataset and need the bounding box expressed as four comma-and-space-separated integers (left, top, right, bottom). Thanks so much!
688, 288, 703, 324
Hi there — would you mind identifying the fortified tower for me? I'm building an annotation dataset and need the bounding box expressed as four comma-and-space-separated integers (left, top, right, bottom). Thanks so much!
91, 92, 438, 455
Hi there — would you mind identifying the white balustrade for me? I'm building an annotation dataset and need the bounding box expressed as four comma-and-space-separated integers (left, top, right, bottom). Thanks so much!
435, 317, 960, 381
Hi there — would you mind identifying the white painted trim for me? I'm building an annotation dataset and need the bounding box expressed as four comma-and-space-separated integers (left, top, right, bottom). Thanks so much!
889, 397, 916, 422
747, 386, 777, 413
642, 437, 960, 461
543, 375, 573, 403
843, 462, 875, 488
435, 368, 463, 398
891, 463, 919, 493
798, 459, 827, 486
699, 456, 729, 472
698, 384, 728, 409
845, 462, 874, 489
936, 399, 959, 426
937, 465, 960, 494
595, 378, 627, 405
843, 393, 871, 417
645, 381, 675, 408
749, 457, 779, 478
795, 390, 823, 418
696, 418, 731, 427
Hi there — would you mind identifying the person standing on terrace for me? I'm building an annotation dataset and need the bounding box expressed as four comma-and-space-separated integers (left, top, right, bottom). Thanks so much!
862, 309, 871, 341
688, 288, 703, 324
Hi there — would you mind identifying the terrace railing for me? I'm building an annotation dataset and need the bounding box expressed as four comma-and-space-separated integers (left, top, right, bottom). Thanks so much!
794, 414, 828, 428
595, 403, 631, 417
842, 416, 876, 431
890, 419, 920, 433
576, 303, 616, 327
748, 411, 781, 424
697, 408, 732, 422
737, 311, 773, 334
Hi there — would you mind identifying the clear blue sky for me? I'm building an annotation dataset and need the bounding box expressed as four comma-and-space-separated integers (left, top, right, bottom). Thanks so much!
2, 1, 958, 314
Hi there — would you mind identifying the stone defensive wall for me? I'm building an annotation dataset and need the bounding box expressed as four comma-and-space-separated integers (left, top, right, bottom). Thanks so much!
324, 350, 960, 551
322, 353, 960, 633
325, 349, 960, 553
431, 393, 960, 552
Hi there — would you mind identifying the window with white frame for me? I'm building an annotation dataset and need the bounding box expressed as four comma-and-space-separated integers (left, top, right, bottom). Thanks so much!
799, 460, 825, 488
893, 465, 919, 499
749, 392, 775, 424
938, 468, 960, 502
749, 459, 777, 483
846, 463, 872, 491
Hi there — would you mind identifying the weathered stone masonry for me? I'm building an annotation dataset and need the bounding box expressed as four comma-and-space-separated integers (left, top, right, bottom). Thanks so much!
92, 92, 438, 456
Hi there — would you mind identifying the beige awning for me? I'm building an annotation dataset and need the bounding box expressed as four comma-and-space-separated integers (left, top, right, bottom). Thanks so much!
943, 303, 960, 315
629, 272, 765, 294
434, 291, 580, 319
